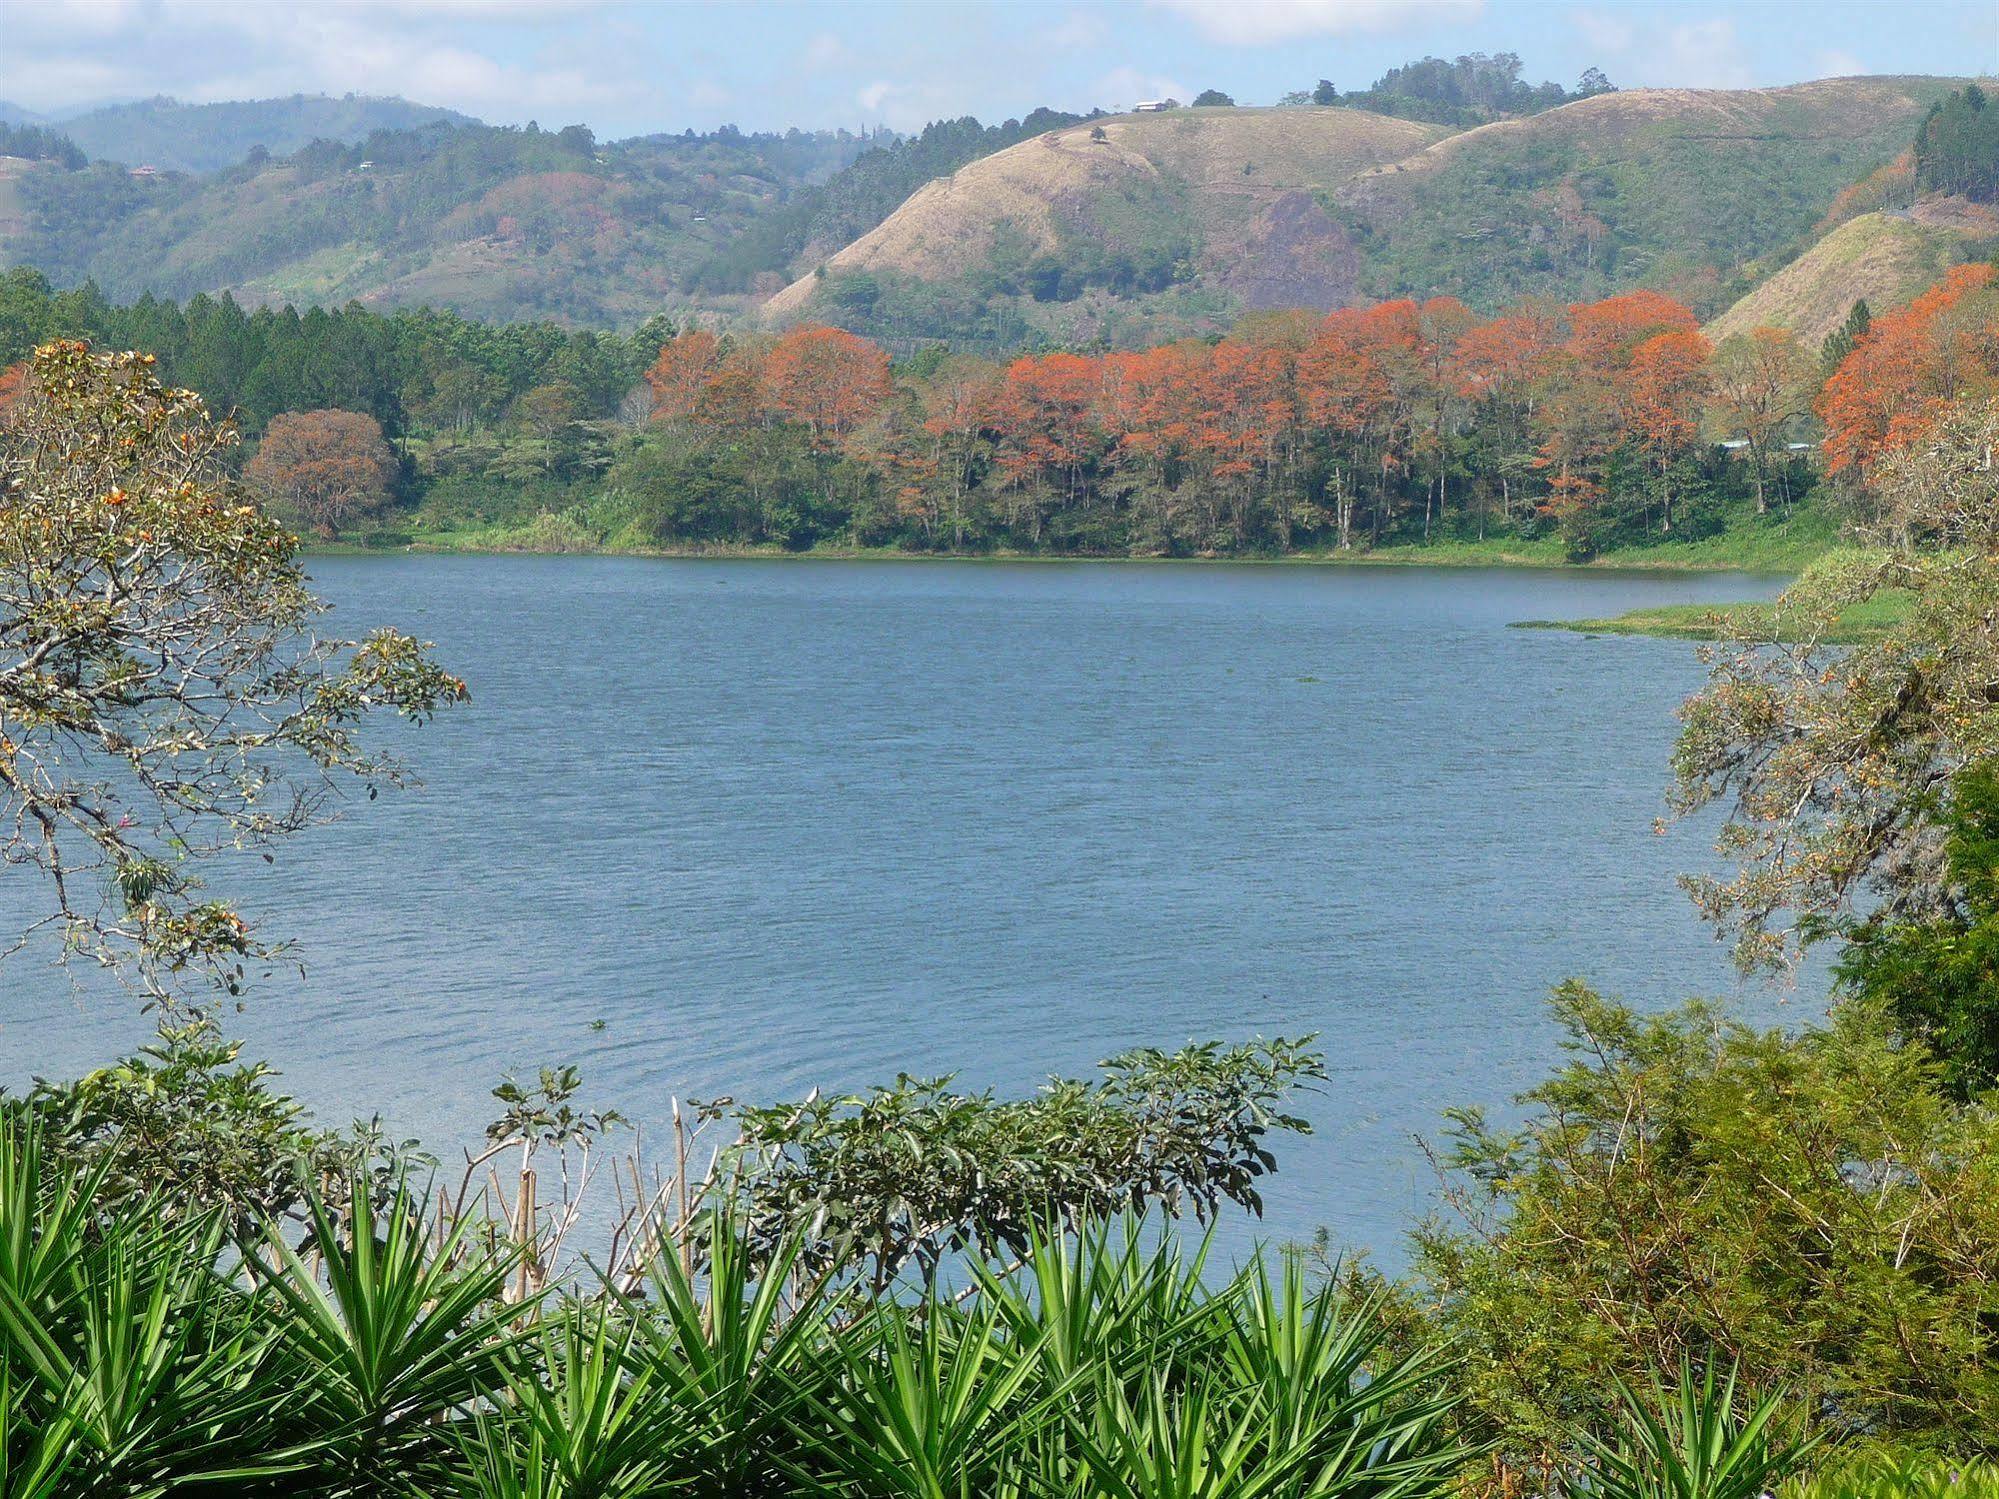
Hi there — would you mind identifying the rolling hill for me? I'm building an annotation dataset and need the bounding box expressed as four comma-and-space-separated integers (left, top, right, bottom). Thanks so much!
1704, 196, 1999, 349
49, 95, 479, 173
764, 106, 1445, 323
0, 75, 1987, 343
770, 76, 1974, 346
0, 119, 871, 326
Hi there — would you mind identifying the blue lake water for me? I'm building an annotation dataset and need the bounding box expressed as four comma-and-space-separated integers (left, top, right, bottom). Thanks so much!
1, 556, 1812, 1266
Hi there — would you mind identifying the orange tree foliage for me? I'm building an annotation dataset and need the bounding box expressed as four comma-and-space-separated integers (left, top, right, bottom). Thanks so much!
761, 325, 892, 452
244, 409, 397, 538
629, 271, 1973, 556
1818, 263, 1999, 478
643, 329, 725, 430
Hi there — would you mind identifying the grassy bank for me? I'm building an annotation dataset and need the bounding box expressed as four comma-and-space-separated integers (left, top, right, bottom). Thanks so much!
336, 500, 1841, 575
1520, 580, 1912, 643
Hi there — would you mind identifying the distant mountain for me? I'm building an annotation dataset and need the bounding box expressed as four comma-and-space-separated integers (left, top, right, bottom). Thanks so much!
0, 118, 873, 326
52, 94, 480, 173
0, 101, 49, 127
767, 76, 1972, 347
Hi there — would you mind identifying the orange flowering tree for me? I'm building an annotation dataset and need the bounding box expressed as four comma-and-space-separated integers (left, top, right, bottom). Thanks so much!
0, 342, 466, 1004
1818, 263, 1999, 482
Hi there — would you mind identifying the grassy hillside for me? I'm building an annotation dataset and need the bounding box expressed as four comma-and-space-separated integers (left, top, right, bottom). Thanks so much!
2, 120, 869, 326
1705, 197, 1999, 346
53, 94, 478, 173
765, 105, 1446, 344
4, 76, 1980, 342
773, 77, 1971, 346
1336, 78, 1964, 311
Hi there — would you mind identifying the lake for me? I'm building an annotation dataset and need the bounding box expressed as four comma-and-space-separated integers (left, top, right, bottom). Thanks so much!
2, 555, 1809, 1265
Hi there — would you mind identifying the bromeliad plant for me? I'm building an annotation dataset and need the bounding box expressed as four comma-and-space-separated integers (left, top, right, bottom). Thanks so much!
1577, 1359, 1820, 1499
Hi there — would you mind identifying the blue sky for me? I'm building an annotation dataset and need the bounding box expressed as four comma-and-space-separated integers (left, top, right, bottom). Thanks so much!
3, 1, 1994, 138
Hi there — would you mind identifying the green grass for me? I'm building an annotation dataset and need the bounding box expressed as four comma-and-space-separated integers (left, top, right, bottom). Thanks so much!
1785, 1452, 1999, 1498
1521, 588, 1912, 643
333, 499, 1844, 577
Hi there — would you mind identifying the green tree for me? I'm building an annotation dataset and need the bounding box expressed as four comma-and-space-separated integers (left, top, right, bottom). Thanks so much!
707, 1038, 1325, 1288
1672, 396, 1999, 969
1836, 761, 1999, 1098
1820, 298, 1871, 373
1409, 983, 1999, 1470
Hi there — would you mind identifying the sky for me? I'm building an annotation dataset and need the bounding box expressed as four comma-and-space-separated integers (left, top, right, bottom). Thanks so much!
2, 0, 1995, 139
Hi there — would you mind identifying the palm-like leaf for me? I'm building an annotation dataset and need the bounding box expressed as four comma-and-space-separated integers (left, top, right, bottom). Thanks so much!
635, 1208, 838, 1495
1581, 1359, 1820, 1499
793, 1294, 1063, 1499
454, 1297, 694, 1499
0, 1117, 304, 1494
250, 1176, 522, 1488
1219, 1256, 1470, 1497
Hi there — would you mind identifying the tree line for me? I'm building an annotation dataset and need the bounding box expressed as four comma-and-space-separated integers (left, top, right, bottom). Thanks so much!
6, 260, 1995, 558
617, 279, 1975, 558
1915, 83, 1999, 202
0, 265, 668, 438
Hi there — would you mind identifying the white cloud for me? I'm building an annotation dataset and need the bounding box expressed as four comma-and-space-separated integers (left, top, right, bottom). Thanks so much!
803, 31, 853, 70
1567, 10, 1758, 90
1569, 8, 1635, 57
0, 0, 655, 126
1661, 18, 1753, 88
1090, 65, 1192, 111
856, 79, 958, 131
1149, 0, 1483, 46
1041, 10, 1110, 50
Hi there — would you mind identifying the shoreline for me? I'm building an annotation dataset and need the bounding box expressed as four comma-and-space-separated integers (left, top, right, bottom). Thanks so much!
309, 536, 1812, 579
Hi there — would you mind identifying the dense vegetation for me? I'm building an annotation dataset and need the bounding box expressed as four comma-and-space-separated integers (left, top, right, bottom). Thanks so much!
10, 255, 1997, 568
1287, 51, 1615, 128
1914, 83, 1999, 200
5, 118, 869, 325
8, 284, 1999, 1492
0, 120, 84, 169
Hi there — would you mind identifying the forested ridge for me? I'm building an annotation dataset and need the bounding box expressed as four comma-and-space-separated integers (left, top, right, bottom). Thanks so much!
3, 72, 1974, 339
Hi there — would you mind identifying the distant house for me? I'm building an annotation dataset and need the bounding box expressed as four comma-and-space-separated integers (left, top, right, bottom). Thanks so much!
1132, 99, 1180, 113
128, 164, 158, 178
356, 160, 375, 172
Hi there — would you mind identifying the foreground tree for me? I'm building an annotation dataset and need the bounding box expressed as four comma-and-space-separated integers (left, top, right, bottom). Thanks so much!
1673, 394, 1999, 970
707, 1037, 1326, 1289
0, 342, 465, 1003
1412, 984, 1999, 1470
243, 407, 397, 538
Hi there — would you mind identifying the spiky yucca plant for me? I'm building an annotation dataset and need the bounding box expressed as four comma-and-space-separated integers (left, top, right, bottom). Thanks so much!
1580, 1359, 1820, 1499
